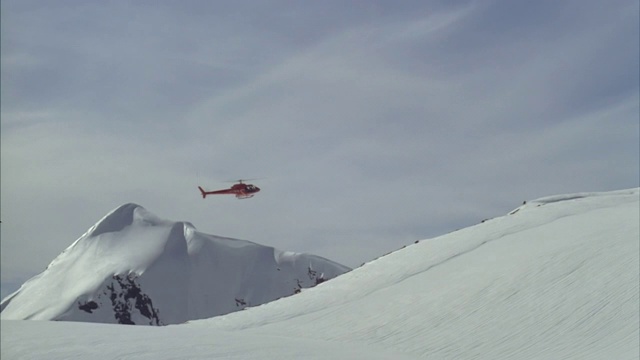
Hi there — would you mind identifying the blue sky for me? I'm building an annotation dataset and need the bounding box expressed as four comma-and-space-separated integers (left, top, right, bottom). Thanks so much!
1, 0, 638, 298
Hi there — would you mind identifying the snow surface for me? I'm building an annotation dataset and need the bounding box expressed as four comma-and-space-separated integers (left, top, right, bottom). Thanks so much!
2, 188, 638, 359
0, 203, 350, 324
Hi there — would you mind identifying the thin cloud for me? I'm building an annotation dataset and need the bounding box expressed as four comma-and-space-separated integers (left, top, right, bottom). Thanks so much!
1, 0, 638, 293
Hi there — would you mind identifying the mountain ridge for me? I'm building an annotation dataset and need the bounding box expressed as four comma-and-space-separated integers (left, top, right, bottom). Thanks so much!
0, 203, 350, 325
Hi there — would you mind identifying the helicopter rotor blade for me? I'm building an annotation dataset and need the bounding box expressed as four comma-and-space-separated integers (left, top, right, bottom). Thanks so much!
224, 178, 264, 183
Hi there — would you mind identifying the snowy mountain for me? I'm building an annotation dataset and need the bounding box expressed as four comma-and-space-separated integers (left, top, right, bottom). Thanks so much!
1, 188, 638, 359
0, 203, 350, 325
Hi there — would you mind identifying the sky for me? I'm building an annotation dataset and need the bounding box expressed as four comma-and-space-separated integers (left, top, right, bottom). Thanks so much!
1, 0, 639, 298
2, 189, 639, 359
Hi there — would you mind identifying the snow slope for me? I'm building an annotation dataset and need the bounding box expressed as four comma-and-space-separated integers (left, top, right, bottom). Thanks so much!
2, 188, 638, 359
0, 203, 350, 325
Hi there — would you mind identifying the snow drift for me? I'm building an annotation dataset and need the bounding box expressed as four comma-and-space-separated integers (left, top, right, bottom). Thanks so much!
0, 203, 350, 325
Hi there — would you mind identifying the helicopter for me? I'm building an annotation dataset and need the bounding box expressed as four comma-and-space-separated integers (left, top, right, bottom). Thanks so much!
198, 179, 261, 199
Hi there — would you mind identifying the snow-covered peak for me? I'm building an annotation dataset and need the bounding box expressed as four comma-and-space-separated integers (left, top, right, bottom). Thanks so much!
88, 203, 152, 236
0, 204, 350, 325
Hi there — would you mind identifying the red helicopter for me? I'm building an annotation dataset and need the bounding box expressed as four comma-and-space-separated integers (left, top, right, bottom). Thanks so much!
198, 180, 261, 199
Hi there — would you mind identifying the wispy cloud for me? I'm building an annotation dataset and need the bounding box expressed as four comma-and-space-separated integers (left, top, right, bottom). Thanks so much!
1, 0, 638, 289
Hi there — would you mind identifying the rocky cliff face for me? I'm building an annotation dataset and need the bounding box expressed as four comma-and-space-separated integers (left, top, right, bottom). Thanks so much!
77, 274, 162, 326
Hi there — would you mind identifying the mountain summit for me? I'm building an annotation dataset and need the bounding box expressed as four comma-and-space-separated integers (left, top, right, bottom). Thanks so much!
0, 203, 350, 325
